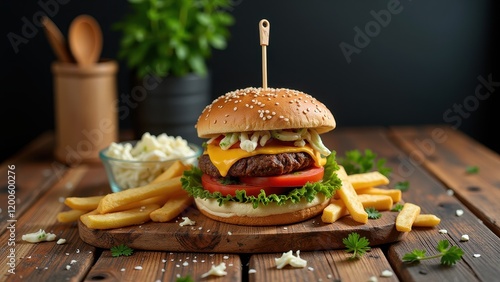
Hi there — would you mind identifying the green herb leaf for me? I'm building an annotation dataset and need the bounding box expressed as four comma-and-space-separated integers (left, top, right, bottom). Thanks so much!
365, 207, 382, 219
394, 181, 410, 192
466, 165, 479, 174
441, 246, 465, 266
391, 203, 404, 212
402, 240, 463, 265
339, 149, 392, 177
343, 232, 371, 259
110, 244, 134, 257
402, 249, 426, 263
176, 275, 194, 282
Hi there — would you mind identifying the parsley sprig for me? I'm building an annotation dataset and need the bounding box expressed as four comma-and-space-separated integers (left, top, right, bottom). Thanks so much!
391, 203, 404, 212
465, 165, 479, 174
402, 240, 464, 265
176, 275, 194, 282
394, 181, 410, 192
343, 232, 371, 259
110, 244, 134, 257
339, 149, 392, 177
365, 207, 382, 219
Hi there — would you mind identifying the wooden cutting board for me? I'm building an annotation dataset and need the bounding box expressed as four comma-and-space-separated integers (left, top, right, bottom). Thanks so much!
79, 205, 405, 253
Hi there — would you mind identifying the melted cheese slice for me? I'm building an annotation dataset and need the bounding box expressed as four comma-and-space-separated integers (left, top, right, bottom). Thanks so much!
206, 143, 324, 177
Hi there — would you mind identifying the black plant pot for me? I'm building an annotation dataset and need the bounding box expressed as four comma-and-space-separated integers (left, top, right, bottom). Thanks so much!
131, 73, 211, 146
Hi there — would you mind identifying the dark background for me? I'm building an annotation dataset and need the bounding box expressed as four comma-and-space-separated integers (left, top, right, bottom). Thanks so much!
1, 0, 499, 162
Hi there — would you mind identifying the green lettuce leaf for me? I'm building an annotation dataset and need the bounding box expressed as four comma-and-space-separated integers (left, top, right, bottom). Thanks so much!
180, 152, 342, 209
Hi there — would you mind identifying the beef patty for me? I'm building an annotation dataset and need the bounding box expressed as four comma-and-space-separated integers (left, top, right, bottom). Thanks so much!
198, 152, 315, 178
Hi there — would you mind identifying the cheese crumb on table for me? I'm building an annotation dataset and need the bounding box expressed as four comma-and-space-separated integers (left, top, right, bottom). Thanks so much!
275, 250, 307, 269
179, 217, 196, 226
22, 229, 57, 243
201, 262, 227, 278
381, 270, 393, 277
57, 238, 67, 245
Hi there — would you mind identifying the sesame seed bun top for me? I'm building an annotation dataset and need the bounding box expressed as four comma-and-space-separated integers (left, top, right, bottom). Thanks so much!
196, 87, 336, 138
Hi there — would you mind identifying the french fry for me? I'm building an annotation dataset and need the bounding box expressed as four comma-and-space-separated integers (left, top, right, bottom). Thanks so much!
97, 176, 182, 214
321, 199, 348, 223
396, 203, 421, 232
322, 194, 395, 224
336, 166, 368, 224
150, 191, 193, 222
151, 160, 191, 184
357, 194, 393, 211
347, 171, 390, 190
356, 187, 402, 202
57, 209, 88, 223
413, 214, 441, 227
64, 195, 105, 211
117, 194, 170, 211
80, 204, 161, 229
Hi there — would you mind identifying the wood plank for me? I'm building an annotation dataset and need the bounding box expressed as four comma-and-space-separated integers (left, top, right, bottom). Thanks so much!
389, 125, 500, 236
248, 248, 398, 282
0, 132, 68, 232
85, 251, 242, 282
323, 126, 500, 281
0, 165, 100, 281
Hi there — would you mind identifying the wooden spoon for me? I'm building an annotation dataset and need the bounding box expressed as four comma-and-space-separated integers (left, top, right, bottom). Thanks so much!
41, 16, 73, 63
69, 15, 103, 67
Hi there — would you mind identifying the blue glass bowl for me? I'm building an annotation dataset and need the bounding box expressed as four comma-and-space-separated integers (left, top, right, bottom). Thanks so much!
99, 141, 202, 193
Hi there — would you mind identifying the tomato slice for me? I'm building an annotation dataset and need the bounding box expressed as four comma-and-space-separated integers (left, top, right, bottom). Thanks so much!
240, 167, 324, 187
201, 174, 289, 197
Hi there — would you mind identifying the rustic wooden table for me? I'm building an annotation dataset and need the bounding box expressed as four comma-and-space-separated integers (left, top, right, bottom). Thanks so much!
1, 125, 499, 282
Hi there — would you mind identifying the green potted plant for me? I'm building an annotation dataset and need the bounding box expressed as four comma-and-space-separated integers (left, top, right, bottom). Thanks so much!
114, 0, 235, 144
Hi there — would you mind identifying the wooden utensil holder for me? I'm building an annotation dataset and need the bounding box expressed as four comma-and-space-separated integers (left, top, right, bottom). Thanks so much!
51, 60, 118, 165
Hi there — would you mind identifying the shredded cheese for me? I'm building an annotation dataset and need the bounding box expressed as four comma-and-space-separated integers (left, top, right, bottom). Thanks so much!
22, 229, 56, 243
179, 217, 196, 226
275, 250, 307, 269
201, 262, 227, 278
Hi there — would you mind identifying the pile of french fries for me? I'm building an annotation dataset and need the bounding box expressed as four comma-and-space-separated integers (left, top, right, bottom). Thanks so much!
321, 166, 441, 232
57, 161, 194, 229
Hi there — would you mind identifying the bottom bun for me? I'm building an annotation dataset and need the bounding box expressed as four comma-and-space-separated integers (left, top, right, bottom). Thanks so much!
194, 194, 330, 226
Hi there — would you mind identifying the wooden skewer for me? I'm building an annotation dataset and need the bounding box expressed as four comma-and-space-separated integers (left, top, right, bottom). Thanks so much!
259, 19, 270, 90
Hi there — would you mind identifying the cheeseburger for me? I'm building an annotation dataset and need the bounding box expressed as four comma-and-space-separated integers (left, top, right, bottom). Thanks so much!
181, 87, 341, 226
